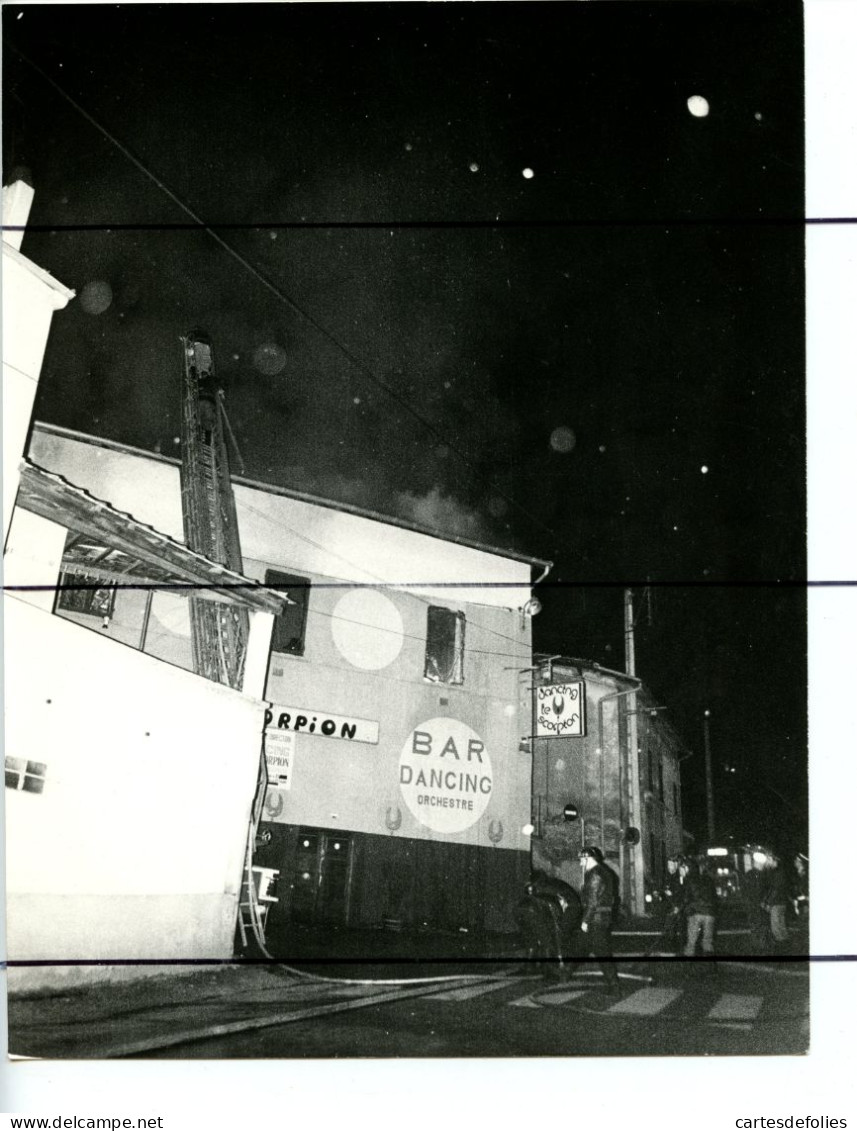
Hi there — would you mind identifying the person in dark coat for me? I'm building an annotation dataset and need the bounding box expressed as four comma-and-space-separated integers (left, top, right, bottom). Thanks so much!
514, 870, 582, 980
531, 870, 583, 968
761, 854, 790, 947
742, 859, 772, 953
661, 854, 686, 954
514, 888, 561, 972
792, 853, 809, 918
680, 859, 718, 961
565, 846, 620, 993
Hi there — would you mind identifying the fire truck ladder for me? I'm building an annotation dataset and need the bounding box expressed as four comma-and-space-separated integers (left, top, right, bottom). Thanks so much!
179, 332, 277, 952
179, 331, 250, 691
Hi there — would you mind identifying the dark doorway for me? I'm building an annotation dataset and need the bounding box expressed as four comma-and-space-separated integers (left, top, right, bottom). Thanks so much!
291, 828, 353, 926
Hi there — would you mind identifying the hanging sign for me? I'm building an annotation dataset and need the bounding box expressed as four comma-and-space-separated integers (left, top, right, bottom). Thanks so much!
264, 705, 379, 745
535, 681, 586, 737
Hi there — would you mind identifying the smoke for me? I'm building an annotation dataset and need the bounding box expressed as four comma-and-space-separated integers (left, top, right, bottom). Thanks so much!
395, 485, 491, 542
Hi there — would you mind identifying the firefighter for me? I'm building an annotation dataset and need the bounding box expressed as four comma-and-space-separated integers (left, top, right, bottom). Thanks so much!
662, 854, 686, 954
531, 869, 583, 972
761, 854, 791, 948
565, 846, 620, 994
742, 856, 772, 953
792, 852, 809, 919
514, 870, 582, 980
680, 858, 718, 966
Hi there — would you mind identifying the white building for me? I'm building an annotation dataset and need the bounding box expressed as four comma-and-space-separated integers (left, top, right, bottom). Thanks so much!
3, 184, 285, 991
2, 178, 73, 539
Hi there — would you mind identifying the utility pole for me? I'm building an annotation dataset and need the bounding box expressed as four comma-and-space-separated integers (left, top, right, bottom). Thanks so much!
703, 709, 716, 842
624, 588, 646, 916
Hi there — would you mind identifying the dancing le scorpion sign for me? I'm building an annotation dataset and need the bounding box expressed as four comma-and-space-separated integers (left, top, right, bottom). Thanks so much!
535, 681, 586, 738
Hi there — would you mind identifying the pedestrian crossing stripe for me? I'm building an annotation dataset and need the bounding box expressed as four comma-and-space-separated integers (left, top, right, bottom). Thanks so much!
427, 980, 523, 1002
607, 987, 682, 1015
508, 995, 541, 1009
506, 989, 587, 1009
705, 994, 763, 1023
410, 978, 805, 1028
529, 989, 588, 1006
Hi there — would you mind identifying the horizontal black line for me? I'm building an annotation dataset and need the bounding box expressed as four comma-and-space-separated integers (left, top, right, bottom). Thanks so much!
2, 579, 846, 594
250, 957, 819, 969
258, 953, 823, 966
0, 954, 841, 969
1, 216, 846, 235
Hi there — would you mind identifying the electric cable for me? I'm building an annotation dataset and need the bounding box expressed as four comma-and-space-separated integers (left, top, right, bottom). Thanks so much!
236, 492, 541, 656
7, 40, 567, 558
31, 575, 538, 665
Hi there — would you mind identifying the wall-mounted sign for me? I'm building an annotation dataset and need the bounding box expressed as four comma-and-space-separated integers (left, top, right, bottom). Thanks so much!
535, 681, 586, 738
399, 717, 493, 834
264, 705, 379, 745
264, 730, 294, 790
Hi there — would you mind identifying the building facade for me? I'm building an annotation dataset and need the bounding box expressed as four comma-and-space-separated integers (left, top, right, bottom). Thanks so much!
28, 423, 550, 941
529, 657, 687, 916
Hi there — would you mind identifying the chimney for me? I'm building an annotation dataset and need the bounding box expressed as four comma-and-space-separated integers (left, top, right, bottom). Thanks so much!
3, 179, 35, 252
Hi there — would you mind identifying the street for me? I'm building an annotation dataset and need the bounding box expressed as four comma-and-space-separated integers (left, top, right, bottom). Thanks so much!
9, 950, 809, 1061
148, 963, 808, 1060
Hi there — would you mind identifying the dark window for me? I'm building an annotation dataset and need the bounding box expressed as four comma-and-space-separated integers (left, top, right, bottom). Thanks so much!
5, 758, 46, 794
424, 606, 465, 684
55, 571, 116, 618
657, 758, 664, 801
265, 570, 310, 656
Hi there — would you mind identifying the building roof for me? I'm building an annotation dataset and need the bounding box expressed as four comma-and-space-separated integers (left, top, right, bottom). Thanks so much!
16, 460, 290, 615
536, 653, 693, 759
2, 239, 75, 305
538, 655, 642, 686
31, 421, 553, 576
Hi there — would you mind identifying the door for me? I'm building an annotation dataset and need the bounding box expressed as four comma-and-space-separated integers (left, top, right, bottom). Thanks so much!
290, 827, 353, 926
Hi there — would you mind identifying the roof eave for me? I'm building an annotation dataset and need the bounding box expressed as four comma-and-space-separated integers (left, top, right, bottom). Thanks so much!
30, 421, 553, 573
16, 461, 288, 615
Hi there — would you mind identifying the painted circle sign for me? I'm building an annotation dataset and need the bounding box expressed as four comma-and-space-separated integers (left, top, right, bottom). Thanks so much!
399, 717, 493, 833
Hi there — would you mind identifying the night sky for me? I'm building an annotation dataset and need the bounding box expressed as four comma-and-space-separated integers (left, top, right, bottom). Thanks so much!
3, 2, 806, 848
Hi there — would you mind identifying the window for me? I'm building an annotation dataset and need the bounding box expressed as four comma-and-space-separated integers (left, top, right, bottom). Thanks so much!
657, 758, 664, 801
265, 570, 310, 656
5, 757, 47, 794
55, 571, 116, 619
424, 606, 465, 684
673, 782, 679, 813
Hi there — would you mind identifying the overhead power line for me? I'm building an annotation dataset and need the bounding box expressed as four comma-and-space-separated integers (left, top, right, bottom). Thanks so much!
236, 494, 535, 655
8, 41, 564, 558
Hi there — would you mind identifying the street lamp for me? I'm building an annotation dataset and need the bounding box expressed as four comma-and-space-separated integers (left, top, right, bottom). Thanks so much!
703, 709, 715, 843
